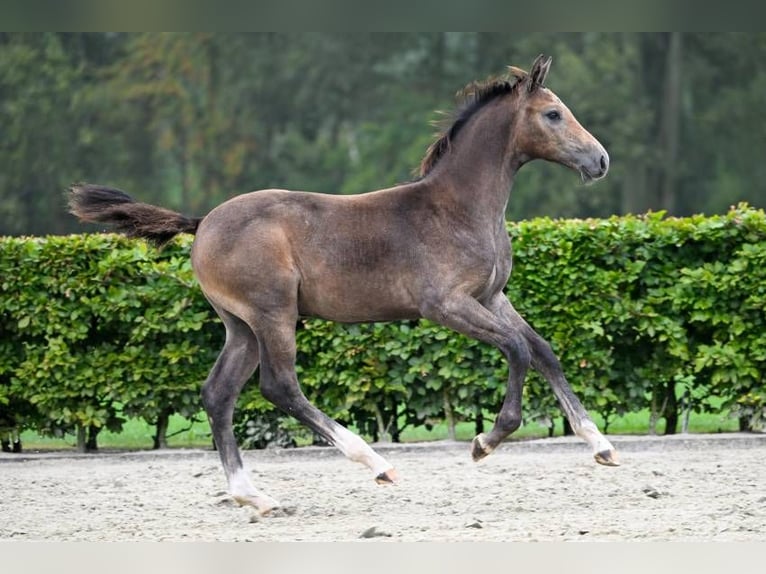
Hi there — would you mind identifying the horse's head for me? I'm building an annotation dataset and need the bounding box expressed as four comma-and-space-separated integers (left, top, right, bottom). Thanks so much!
509, 55, 609, 183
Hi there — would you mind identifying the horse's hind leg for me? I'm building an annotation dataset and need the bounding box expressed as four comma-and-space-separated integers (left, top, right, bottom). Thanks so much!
201, 306, 280, 514
494, 297, 619, 466
254, 315, 398, 484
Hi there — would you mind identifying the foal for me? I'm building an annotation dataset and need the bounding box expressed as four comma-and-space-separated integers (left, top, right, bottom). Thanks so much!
70, 55, 618, 515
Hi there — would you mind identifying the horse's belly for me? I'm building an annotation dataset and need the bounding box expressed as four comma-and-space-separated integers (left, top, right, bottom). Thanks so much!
297, 278, 420, 323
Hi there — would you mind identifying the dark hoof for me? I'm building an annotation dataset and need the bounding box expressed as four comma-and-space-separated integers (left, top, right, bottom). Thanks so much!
375, 468, 399, 485
594, 449, 620, 467
471, 434, 493, 462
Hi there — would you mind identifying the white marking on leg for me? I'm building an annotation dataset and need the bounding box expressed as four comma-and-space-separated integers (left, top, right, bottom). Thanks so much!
576, 419, 616, 455
330, 424, 393, 477
228, 467, 257, 497
228, 467, 280, 512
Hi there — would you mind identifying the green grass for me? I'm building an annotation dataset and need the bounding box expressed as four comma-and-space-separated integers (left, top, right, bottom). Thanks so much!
399, 419, 550, 442
19, 414, 213, 451
17, 407, 739, 451
398, 409, 738, 443
592, 409, 738, 435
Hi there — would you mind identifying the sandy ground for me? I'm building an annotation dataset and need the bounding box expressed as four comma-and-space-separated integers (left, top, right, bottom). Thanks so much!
1, 433, 764, 541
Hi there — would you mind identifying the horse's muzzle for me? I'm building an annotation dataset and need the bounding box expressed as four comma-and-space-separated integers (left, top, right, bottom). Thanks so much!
579, 147, 609, 182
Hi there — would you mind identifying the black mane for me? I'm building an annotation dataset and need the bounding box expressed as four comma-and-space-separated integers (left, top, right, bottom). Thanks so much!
418, 74, 522, 177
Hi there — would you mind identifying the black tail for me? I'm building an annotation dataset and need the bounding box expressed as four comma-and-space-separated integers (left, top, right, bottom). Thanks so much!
68, 184, 202, 247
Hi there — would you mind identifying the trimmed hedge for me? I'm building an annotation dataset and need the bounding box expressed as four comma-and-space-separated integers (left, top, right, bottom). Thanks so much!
1, 204, 765, 449
0, 237, 221, 449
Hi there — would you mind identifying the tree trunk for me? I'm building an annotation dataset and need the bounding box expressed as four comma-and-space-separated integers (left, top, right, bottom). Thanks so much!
179, 126, 192, 210
153, 409, 172, 449
622, 164, 650, 214
428, 33, 446, 95
659, 32, 683, 214
649, 384, 667, 435
663, 380, 678, 435
391, 413, 401, 444
76, 425, 87, 453
620, 33, 650, 214
86, 425, 100, 452
562, 417, 574, 436
474, 407, 484, 435
681, 389, 691, 434
202, 33, 222, 205
443, 389, 456, 441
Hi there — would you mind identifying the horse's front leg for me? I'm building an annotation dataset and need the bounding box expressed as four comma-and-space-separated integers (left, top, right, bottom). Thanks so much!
420, 291, 531, 459
489, 295, 619, 466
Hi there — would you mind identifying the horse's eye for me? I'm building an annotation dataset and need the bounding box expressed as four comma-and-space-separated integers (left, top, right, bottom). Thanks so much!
545, 110, 562, 121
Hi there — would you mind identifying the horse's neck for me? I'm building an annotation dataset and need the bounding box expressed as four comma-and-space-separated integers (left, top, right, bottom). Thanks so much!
425, 102, 516, 223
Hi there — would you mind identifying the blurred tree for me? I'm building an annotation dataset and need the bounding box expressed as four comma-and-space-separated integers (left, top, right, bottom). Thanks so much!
0, 33, 98, 235
1, 33, 765, 237
680, 33, 766, 214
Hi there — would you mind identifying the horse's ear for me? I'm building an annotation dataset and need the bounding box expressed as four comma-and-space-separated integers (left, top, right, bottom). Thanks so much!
528, 54, 552, 92
507, 65, 527, 83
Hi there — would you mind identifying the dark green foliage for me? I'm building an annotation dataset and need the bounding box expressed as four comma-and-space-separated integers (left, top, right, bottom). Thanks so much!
507, 204, 766, 432
4, 33, 766, 237
0, 234, 222, 448
1, 205, 765, 448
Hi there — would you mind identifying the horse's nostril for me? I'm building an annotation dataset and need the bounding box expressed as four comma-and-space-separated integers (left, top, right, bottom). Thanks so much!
600, 155, 607, 172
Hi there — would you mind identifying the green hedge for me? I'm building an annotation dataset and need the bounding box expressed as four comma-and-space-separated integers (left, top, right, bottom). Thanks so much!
0, 236, 221, 449
1, 204, 765, 449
